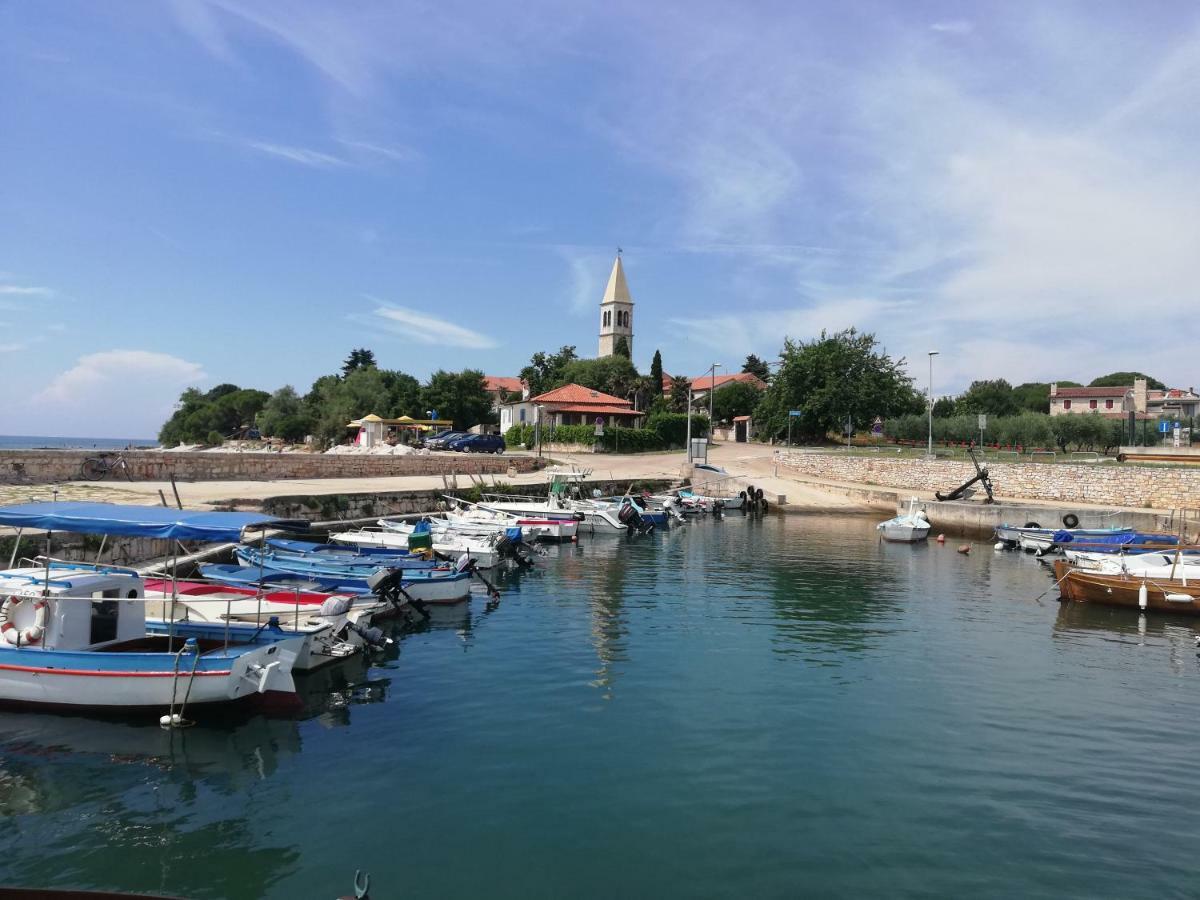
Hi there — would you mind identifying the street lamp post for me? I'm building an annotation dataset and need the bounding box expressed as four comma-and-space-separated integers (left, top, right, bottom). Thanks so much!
707, 363, 721, 441
685, 389, 694, 460
927, 351, 939, 458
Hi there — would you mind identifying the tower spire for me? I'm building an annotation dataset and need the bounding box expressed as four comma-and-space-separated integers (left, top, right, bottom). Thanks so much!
599, 252, 634, 358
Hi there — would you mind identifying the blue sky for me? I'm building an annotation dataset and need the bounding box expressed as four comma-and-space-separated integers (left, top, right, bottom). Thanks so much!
3, 1, 1199, 437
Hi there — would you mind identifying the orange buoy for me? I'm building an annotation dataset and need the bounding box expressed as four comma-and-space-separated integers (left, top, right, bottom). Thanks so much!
957, 544, 970, 554
936, 534, 946, 543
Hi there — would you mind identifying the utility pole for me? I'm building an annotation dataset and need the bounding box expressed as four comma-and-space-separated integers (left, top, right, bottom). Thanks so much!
707, 363, 720, 440
927, 350, 939, 458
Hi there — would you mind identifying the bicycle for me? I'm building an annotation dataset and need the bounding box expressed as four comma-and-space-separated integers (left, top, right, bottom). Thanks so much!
80, 452, 133, 481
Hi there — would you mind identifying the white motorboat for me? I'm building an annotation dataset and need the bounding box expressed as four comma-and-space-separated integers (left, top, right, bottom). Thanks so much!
877, 498, 931, 543
338, 525, 501, 568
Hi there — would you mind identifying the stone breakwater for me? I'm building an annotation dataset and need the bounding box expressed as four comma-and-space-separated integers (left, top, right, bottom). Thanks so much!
0, 450, 543, 485
777, 452, 1200, 510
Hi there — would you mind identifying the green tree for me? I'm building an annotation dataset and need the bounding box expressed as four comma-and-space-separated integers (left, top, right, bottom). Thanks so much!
755, 328, 918, 442
932, 396, 957, 417
612, 336, 631, 358
559, 355, 640, 400
1090, 371, 1166, 390
954, 379, 1019, 416
668, 375, 693, 413
258, 386, 313, 442
342, 348, 377, 375
649, 350, 664, 396
742, 354, 771, 382
157, 385, 269, 445
421, 369, 494, 430
519, 345, 578, 397
710, 381, 763, 423
1012, 382, 1051, 414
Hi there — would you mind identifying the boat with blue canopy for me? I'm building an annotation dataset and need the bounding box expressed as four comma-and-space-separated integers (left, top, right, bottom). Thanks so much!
0, 502, 307, 715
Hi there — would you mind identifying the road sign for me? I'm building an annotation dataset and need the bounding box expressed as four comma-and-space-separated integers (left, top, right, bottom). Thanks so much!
977, 414, 987, 430
1159, 421, 1171, 434
789, 410, 802, 417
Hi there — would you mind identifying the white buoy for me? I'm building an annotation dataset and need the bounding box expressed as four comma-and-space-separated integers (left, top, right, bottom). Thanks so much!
1138, 582, 1148, 610
159, 714, 172, 728
171, 713, 183, 726
994, 542, 1005, 551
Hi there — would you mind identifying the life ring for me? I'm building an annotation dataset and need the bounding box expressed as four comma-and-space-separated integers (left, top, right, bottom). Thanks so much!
0, 595, 47, 646
1062, 513, 1080, 529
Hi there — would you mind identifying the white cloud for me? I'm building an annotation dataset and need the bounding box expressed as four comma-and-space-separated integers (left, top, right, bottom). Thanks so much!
0, 284, 53, 296
0, 342, 27, 353
930, 20, 973, 34
30, 350, 207, 436
246, 141, 346, 168
367, 303, 498, 349
336, 139, 418, 163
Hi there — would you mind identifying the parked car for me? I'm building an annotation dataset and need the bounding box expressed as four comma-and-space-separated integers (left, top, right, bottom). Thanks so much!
425, 430, 466, 450
448, 434, 506, 454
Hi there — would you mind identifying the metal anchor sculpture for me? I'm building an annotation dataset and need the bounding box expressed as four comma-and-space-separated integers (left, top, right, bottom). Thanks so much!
934, 448, 995, 503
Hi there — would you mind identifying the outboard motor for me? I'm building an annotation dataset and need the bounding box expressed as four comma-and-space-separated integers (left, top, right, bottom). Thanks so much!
368, 568, 429, 621
494, 526, 535, 568
618, 500, 654, 535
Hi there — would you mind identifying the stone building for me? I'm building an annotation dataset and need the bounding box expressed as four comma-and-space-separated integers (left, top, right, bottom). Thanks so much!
598, 254, 634, 358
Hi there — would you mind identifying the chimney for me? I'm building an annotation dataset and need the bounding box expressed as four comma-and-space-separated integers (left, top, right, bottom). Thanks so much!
1049, 383, 1057, 397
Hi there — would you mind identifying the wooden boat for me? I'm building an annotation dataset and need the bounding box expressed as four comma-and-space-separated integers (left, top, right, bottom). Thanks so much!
0, 502, 308, 713
877, 498, 931, 543
1053, 558, 1200, 614
201, 561, 473, 604
0, 567, 301, 710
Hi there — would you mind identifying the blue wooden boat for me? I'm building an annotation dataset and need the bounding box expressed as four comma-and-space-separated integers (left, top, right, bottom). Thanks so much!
267, 537, 427, 559
201, 562, 473, 604
235, 545, 440, 573
0, 502, 306, 713
1050, 530, 1179, 552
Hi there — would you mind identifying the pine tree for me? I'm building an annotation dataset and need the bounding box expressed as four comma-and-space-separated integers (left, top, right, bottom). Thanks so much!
650, 349, 664, 395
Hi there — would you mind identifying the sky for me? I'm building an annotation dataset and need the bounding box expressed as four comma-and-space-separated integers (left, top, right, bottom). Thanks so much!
3, 1, 1199, 437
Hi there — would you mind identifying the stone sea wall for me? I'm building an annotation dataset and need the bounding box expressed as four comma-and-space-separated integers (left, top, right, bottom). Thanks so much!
0, 450, 543, 485
776, 451, 1200, 510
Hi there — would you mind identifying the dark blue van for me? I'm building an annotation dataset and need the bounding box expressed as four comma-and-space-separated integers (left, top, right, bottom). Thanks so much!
448, 434, 506, 454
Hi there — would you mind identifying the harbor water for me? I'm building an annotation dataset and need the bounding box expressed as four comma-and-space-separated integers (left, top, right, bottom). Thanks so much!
3, 514, 1200, 898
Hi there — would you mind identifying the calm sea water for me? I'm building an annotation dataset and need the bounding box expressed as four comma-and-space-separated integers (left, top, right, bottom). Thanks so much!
2, 515, 1200, 898
0, 435, 158, 450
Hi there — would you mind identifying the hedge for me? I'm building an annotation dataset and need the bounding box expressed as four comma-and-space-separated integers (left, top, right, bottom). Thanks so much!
505, 413, 710, 452
883, 411, 1139, 453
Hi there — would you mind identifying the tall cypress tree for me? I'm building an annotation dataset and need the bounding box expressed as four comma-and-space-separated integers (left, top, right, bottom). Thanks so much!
650, 349, 664, 395
613, 336, 631, 358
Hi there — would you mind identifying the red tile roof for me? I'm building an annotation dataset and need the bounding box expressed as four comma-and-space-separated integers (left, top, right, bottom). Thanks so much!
531, 383, 631, 406
1053, 386, 1129, 398
485, 376, 524, 393
690, 372, 767, 391
546, 404, 642, 416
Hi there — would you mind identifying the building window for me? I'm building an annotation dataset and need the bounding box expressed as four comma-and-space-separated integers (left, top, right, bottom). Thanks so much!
519, 409, 526, 422
1105, 399, 1113, 409
1063, 399, 1072, 409
1089, 399, 1097, 409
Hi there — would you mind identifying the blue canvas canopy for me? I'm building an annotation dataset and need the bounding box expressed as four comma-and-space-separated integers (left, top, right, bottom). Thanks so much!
0, 502, 307, 542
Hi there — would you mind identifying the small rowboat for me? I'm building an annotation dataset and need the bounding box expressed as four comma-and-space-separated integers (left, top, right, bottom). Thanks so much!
877, 498, 931, 543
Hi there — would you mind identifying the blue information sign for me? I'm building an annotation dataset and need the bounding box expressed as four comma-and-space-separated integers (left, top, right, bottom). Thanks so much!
788, 410, 802, 417
1159, 421, 1171, 433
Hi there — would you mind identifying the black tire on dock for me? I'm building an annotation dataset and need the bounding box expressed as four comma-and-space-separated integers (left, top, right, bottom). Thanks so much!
1024, 521, 1041, 529
1062, 513, 1079, 529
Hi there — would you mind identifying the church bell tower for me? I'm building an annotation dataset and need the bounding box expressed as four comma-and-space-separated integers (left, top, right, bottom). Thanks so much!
598, 252, 634, 358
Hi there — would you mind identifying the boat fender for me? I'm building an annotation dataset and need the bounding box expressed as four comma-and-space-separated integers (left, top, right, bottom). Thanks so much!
1024, 521, 1041, 529
0, 595, 47, 646
1062, 513, 1080, 529
1138, 581, 1148, 609
994, 542, 1006, 551
739, 490, 747, 501
755, 488, 765, 501
936, 534, 946, 543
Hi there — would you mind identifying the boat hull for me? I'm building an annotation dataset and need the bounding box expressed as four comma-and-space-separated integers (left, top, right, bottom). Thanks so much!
0, 638, 300, 709
1053, 559, 1200, 614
